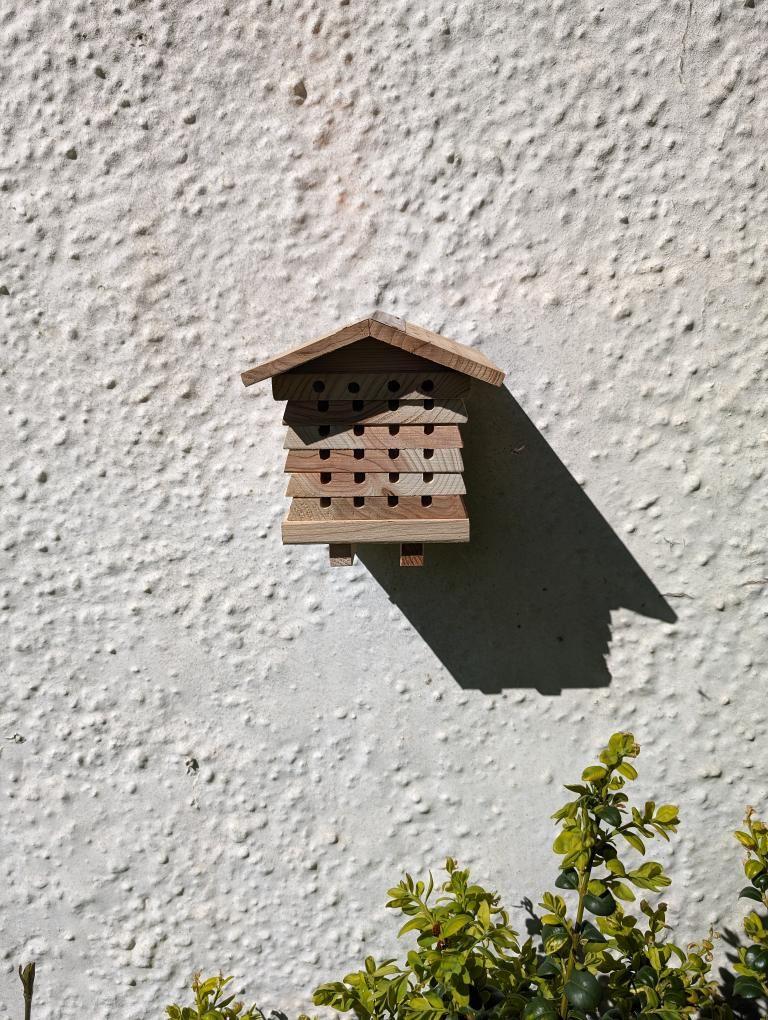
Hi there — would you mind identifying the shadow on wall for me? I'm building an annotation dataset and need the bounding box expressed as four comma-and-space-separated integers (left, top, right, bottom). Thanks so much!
359, 386, 676, 695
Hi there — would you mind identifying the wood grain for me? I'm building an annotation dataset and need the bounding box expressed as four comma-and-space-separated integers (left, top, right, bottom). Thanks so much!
241, 313, 505, 388
329, 543, 356, 566
283, 399, 468, 426
286, 472, 466, 497
368, 312, 505, 387
285, 448, 464, 473
272, 371, 470, 401
283, 424, 463, 450
282, 496, 469, 544
400, 543, 425, 567
287, 337, 439, 374
241, 318, 370, 386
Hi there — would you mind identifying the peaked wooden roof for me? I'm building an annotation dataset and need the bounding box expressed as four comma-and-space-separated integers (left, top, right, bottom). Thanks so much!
241, 310, 505, 388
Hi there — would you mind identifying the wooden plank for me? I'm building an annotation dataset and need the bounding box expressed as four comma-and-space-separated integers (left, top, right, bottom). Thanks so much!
283, 399, 468, 426
282, 496, 469, 544
285, 448, 464, 473
241, 313, 505, 388
368, 311, 505, 387
329, 543, 355, 566
241, 318, 370, 386
287, 337, 439, 374
272, 371, 469, 401
283, 424, 463, 450
400, 543, 425, 567
286, 472, 466, 497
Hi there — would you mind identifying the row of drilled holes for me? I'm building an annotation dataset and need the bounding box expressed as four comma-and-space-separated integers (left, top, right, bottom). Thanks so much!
319, 472, 434, 484
319, 495, 433, 509
316, 399, 436, 412
318, 448, 434, 460
317, 424, 435, 437
312, 379, 434, 394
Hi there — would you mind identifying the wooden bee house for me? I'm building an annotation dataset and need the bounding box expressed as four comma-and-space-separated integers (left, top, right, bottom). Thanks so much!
240, 311, 505, 566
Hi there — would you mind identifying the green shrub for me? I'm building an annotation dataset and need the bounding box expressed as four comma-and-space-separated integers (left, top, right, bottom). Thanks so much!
732, 809, 768, 1006
313, 733, 732, 1020
166, 973, 268, 1020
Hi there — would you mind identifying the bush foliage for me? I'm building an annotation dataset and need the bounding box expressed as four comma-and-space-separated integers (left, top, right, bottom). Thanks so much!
313, 733, 766, 1020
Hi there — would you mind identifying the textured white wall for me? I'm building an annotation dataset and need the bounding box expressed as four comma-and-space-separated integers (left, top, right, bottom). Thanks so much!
2, 0, 767, 1015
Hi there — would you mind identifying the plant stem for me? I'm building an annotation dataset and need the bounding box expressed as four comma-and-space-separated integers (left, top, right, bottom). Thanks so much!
19, 963, 35, 1020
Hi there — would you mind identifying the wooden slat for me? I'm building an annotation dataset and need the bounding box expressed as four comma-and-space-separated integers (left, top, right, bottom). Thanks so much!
285, 448, 464, 473
282, 496, 469, 544
272, 371, 469, 401
241, 312, 505, 388
329, 543, 355, 566
283, 424, 463, 450
286, 472, 466, 497
400, 543, 425, 567
283, 400, 468, 426
369, 312, 505, 387
287, 337, 439, 374
241, 318, 370, 386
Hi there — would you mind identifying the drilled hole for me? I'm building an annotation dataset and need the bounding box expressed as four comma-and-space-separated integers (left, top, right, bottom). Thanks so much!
388, 472, 399, 482
388, 424, 400, 436
421, 495, 432, 507
387, 495, 399, 507
320, 496, 331, 508
352, 399, 364, 411
312, 380, 325, 392
387, 379, 401, 392
353, 424, 365, 436
320, 472, 332, 484
388, 448, 400, 459
422, 472, 433, 483
353, 496, 365, 508
388, 399, 400, 410
421, 379, 434, 392
347, 381, 360, 393
318, 425, 330, 437
424, 448, 434, 459
353, 449, 364, 460
424, 398, 434, 410
317, 400, 329, 412
319, 449, 331, 461
354, 472, 365, 484
423, 424, 434, 435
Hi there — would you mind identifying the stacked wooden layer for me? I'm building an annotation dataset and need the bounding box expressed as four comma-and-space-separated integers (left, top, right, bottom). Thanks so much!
276, 339, 470, 545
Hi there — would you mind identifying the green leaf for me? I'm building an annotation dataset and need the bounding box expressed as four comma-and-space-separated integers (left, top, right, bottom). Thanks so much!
553, 830, 582, 855
597, 805, 622, 828
655, 804, 679, 824
478, 899, 491, 930
564, 970, 602, 1011
440, 914, 472, 938
617, 762, 638, 781
399, 918, 425, 936
582, 766, 608, 782
609, 880, 636, 902
555, 868, 579, 890
733, 976, 764, 999
621, 831, 645, 854
740, 887, 764, 902
583, 891, 616, 916
522, 997, 559, 1020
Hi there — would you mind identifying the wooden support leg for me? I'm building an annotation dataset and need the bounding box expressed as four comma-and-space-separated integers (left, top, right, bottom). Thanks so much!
400, 543, 425, 567
329, 543, 356, 566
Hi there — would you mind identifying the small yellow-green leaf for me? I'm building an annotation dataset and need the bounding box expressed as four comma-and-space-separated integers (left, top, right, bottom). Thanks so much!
582, 766, 607, 782
553, 830, 582, 855
656, 805, 679, 824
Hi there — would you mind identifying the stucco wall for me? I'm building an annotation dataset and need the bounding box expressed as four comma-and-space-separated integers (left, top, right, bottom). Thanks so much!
2, 0, 767, 1015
